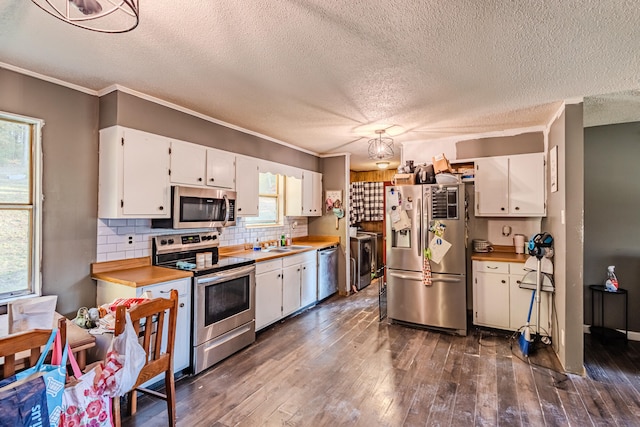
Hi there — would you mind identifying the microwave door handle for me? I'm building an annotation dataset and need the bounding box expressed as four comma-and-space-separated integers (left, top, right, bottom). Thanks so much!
223, 194, 230, 226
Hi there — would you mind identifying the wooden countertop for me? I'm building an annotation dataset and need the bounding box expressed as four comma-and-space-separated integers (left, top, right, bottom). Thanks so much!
471, 245, 528, 263
220, 236, 340, 262
91, 257, 193, 288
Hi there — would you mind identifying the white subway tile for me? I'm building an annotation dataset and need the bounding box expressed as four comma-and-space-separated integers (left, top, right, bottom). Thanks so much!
96, 253, 107, 262
108, 219, 127, 227
107, 252, 125, 261
97, 244, 117, 254
117, 226, 135, 235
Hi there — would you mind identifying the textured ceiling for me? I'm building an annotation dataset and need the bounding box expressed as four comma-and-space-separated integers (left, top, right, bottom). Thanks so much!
1, 1, 640, 170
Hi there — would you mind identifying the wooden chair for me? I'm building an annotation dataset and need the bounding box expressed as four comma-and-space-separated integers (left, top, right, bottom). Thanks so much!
113, 289, 178, 427
0, 317, 66, 379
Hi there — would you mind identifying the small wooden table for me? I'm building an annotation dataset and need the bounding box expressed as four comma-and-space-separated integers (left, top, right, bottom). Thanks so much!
0, 312, 96, 370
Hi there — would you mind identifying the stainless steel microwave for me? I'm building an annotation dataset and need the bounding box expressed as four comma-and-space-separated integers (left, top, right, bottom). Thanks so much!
152, 186, 236, 229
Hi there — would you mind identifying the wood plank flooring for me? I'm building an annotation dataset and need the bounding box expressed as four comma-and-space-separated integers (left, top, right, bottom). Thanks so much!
122, 282, 640, 426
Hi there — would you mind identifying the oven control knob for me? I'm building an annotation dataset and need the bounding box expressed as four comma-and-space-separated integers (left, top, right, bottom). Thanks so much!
160, 239, 167, 245
168, 239, 175, 244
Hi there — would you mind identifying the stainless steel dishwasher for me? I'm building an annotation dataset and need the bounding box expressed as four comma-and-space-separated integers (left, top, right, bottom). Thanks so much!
318, 245, 339, 300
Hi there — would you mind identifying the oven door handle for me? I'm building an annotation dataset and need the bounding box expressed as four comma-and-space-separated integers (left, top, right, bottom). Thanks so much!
197, 265, 255, 284
223, 194, 230, 226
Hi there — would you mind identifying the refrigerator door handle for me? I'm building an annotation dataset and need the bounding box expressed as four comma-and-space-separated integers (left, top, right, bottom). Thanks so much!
418, 198, 422, 258
430, 276, 464, 283
389, 271, 423, 281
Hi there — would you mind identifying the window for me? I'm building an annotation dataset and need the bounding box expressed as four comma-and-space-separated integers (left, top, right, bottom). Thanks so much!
0, 113, 42, 300
245, 172, 283, 226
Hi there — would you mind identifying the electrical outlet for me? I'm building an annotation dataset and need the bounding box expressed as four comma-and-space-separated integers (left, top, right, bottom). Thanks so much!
127, 235, 134, 245
561, 329, 565, 346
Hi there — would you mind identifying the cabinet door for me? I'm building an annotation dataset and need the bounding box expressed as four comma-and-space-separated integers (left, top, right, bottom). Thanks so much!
235, 156, 259, 216
285, 176, 303, 216
473, 272, 510, 329
206, 149, 235, 189
170, 140, 206, 186
282, 264, 302, 316
475, 156, 509, 216
300, 260, 317, 307
138, 278, 191, 374
302, 171, 322, 216
122, 129, 171, 217
509, 153, 545, 216
255, 270, 283, 330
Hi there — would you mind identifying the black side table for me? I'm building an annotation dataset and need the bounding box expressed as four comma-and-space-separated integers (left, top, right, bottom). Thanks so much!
589, 284, 628, 343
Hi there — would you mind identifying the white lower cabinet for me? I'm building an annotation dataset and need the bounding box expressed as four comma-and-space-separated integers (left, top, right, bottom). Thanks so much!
96, 277, 192, 374
473, 260, 551, 334
255, 251, 318, 331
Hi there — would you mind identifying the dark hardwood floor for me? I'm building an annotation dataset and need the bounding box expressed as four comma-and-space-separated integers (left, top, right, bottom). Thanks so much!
123, 282, 640, 426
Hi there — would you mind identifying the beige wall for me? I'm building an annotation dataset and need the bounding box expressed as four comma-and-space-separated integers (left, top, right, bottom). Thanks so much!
100, 91, 320, 172
543, 104, 584, 374
0, 67, 99, 317
456, 131, 544, 159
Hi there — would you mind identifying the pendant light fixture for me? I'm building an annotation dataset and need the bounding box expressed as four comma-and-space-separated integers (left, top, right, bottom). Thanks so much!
368, 129, 394, 161
376, 161, 390, 169
31, 0, 140, 33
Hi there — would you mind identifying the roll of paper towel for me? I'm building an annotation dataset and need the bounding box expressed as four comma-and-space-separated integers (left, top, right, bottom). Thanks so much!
514, 234, 526, 254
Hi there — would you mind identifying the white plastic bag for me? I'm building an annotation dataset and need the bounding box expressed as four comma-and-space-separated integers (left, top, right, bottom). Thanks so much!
100, 312, 146, 397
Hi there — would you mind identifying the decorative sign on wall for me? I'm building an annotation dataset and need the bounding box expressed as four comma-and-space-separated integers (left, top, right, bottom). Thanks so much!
325, 190, 342, 211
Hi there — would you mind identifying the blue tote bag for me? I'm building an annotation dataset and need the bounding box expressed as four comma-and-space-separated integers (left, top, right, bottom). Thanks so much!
0, 328, 68, 427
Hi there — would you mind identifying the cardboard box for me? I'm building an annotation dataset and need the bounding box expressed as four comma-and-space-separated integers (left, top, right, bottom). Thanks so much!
432, 153, 452, 173
393, 173, 415, 185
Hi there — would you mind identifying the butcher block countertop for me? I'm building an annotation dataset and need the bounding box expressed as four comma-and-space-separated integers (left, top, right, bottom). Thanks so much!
91, 257, 193, 288
219, 236, 341, 262
471, 245, 528, 263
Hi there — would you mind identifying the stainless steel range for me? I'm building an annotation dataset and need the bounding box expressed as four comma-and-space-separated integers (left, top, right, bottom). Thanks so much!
152, 231, 256, 374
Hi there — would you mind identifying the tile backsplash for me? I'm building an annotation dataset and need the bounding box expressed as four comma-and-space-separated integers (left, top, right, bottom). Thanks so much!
486, 218, 542, 246
96, 217, 308, 262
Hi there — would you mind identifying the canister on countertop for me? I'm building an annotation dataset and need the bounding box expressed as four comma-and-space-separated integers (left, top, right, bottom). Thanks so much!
204, 252, 213, 267
196, 253, 205, 268
514, 234, 526, 254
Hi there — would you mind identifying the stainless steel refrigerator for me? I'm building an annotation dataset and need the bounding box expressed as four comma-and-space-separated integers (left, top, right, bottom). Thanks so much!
385, 183, 467, 335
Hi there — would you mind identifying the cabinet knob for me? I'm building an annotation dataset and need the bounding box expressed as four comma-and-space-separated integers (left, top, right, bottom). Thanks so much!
517, 280, 522, 284
179, 302, 185, 308
159, 206, 164, 211
198, 177, 203, 182
238, 208, 242, 211
501, 207, 505, 211
515, 206, 520, 210
501, 280, 506, 284
210, 178, 215, 182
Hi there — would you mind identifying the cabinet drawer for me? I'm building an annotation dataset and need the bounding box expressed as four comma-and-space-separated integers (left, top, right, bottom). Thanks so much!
474, 261, 509, 274
283, 252, 313, 267
509, 262, 529, 277
139, 278, 190, 298
256, 258, 283, 275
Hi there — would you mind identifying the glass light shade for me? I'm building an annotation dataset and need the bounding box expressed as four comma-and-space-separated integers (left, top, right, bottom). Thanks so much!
367, 132, 394, 160
376, 161, 390, 169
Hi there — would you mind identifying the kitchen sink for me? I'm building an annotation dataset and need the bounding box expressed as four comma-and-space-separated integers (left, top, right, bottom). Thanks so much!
287, 245, 312, 250
264, 248, 291, 253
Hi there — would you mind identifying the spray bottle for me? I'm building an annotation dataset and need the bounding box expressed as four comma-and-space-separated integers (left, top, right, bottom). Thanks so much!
604, 265, 619, 292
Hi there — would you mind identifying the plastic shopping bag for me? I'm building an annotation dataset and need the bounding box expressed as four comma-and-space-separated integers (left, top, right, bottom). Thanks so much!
61, 347, 112, 427
0, 328, 67, 427
100, 312, 146, 397
0, 374, 49, 427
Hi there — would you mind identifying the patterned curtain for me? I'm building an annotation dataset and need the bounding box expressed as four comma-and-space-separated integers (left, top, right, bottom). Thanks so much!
350, 181, 384, 224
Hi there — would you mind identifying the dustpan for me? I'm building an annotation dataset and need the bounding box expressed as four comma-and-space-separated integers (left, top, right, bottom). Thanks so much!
524, 255, 553, 274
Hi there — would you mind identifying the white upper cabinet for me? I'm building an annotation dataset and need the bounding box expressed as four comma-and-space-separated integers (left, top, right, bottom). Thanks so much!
170, 140, 207, 186
303, 171, 323, 216
508, 153, 545, 216
475, 152, 545, 217
235, 156, 259, 216
286, 171, 322, 217
206, 148, 235, 190
98, 126, 170, 219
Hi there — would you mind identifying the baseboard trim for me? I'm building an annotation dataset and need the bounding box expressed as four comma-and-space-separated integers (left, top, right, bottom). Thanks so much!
583, 324, 640, 341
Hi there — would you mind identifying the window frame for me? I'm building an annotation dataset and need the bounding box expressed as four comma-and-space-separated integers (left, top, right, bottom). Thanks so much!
245, 173, 284, 227
0, 111, 43, 301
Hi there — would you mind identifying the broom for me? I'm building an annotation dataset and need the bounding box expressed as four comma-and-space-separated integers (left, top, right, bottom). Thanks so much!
519, 289, 536, 356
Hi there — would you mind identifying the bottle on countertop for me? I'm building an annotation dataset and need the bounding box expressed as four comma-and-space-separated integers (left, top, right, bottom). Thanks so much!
281, 234, 286, 247
253, 238, 261, 251
604, 265, 619, 292
286, 234, 292, 246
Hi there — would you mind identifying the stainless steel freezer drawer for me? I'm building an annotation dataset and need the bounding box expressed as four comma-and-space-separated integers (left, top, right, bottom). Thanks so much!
387, 270, 467, 336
